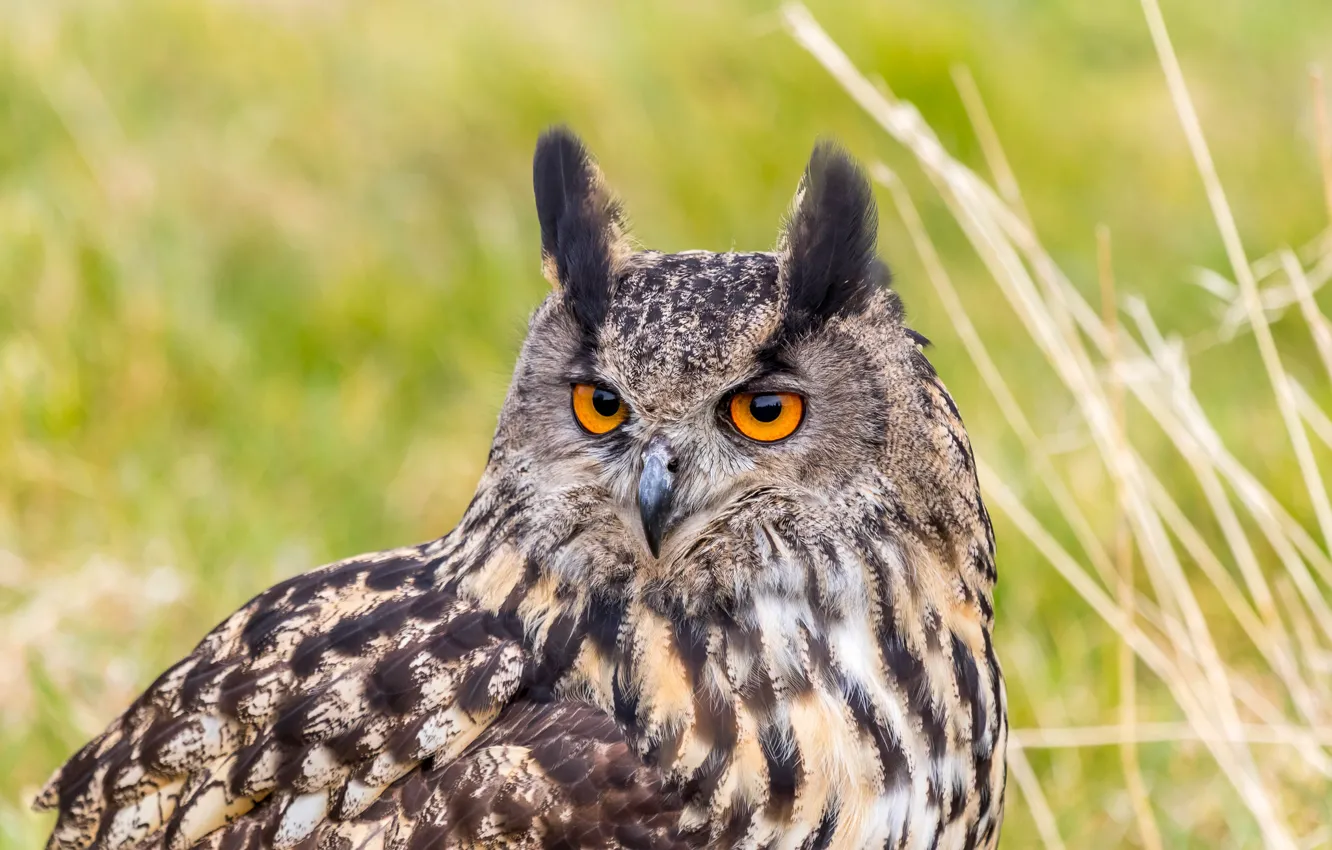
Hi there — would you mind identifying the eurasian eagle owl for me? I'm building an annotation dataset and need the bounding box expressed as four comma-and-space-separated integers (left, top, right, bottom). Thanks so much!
37, 129, 1006, 850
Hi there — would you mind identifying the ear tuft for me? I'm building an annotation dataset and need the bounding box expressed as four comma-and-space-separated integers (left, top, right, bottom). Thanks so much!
533, 127, 630, 334
777, 142, 886, 334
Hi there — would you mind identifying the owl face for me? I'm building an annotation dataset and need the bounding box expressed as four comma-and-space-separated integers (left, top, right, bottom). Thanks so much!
484, 130, 964, 604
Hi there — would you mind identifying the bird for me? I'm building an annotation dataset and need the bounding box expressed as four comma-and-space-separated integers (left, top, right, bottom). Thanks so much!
34, 128, 1006, 850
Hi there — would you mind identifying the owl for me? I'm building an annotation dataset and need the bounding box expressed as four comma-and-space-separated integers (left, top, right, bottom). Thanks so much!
34, 129, 1006, 850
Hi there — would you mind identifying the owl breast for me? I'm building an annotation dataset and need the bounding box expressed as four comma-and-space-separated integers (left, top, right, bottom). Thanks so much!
543, 579, 1007, 850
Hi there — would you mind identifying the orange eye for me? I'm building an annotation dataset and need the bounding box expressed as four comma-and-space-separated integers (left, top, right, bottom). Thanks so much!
728, 392, 804, 442
572, 383, 628, 434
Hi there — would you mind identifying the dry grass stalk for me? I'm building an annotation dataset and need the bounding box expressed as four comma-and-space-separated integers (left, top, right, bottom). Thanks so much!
1312, 67, 1332, 230
1292, 379, 1332, 450
1005, 744, 1067, 850
1098, 227, 1163, 850
951, 65, 1033, 232
1279, 249, 1332, 385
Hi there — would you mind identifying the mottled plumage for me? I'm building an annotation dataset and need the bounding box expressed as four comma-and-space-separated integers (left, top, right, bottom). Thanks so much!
37, 128, 1006, 850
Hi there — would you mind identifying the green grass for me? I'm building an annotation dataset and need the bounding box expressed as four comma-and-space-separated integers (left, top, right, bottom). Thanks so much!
4, 0, 1332, 846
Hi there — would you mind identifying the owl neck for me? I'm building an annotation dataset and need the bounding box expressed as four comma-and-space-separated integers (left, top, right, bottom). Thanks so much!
435, 457, 1004, 847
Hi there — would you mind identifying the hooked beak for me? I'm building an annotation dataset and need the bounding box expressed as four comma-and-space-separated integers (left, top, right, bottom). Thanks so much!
638, 437, 677, 558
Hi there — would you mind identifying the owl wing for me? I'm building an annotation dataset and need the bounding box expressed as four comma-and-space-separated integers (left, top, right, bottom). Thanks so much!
33, 543, 545, 850
190, 701, 693, 850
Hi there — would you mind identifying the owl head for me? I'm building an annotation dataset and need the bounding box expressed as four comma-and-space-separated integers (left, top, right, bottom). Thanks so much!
468, 128, 992, 618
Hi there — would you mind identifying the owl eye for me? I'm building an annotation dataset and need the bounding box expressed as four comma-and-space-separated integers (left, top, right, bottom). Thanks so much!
572, 383, 628, 434
728, 392, 804, 442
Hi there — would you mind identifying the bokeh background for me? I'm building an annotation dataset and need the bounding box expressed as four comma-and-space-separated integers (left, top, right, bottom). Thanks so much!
5, 0, 1332, 847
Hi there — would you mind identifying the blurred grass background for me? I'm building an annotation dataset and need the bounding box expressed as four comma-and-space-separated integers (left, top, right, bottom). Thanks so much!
4, 0, 1332, 846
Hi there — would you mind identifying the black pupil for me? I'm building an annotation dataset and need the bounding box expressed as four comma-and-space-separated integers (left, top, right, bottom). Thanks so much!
591, 388, 620, 417
749, 394, 783, 423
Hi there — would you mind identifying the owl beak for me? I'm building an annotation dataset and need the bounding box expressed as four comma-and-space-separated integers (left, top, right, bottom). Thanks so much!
638, 437, 677, 558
